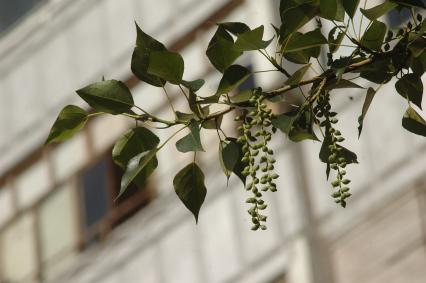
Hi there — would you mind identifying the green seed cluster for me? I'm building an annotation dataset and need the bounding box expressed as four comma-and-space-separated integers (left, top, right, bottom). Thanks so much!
235, 90, 278, 230
314, 92, 351, 207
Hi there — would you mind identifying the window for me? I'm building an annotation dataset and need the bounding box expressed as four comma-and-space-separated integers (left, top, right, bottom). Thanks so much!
78, 152, 155, 246
0, 148, 156, 282
0, 0, 45, 34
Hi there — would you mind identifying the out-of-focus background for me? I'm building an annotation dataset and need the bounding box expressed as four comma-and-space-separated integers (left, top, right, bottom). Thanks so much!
0, 0, 425, 282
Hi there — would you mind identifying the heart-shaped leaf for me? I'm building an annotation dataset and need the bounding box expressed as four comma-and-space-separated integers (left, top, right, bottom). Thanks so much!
112, 127, 160, 187
148, 51, 184, 84
176, 120, 204, 152
285, 64, 311, 86
402, 106, 426, 137
216, 65, 251, 95
119, 147, 158, 199
173, 162, 207, 223
360, 2, 398, 20
206, 26, 243, 72
342, 0, 360, 18
182, 79, 205, 92
76, 80, 134, 115
360, 20, 386, 51
234, 25, 273, 51
131, 23, 167, 87
395, 74, 423, 109
45, 105, 88, 144
283, 29, 328, 53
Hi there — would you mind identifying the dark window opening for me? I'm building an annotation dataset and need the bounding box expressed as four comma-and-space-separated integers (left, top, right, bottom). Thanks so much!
78, 151, 155, 247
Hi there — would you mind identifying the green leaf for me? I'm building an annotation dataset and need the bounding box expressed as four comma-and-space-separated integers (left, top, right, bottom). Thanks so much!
206, 26, 243, 72
224, 138, 248, 185
131, 23, 167, 87
219, 142, 231, 180
408, 37, 426, 58
328, 26, 345, 53
234, 25, 272, 51
285, 63, 311, 85
272, 112, 297, 135
173, 162, 207, 223
360, 2, 398, 20
202, 115, 222, 130
360, 20, 386, 51
112, 127, 159, 187
280, 1, 320, 36
325, 78, 365, 90
230, 89, 254, 106
411, 51, 426, 76
402, 107, 426, 137
176, 120, 204, 152
182, 79, 205, 92
283, 29, 328, 53
320, 0, 345, 21
342, 0, 360, 18
188, 90, 204, 119
395, 74, 423, 109
219, 140, 241, 182
357, 87, 376, 137
220, 140, 240, 175
76, 80, 134, 115
176, 111, 195, 122
119, 148, 158, 199
45, 105, 88, 144
218, 22, 250, 35
216, 65, 251, 95
272, 110, 318, 142
148, 51, 184, 84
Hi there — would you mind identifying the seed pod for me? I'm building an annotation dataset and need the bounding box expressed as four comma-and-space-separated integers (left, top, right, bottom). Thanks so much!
258, 204, 267, 210
260, 225, 267, 230
331, 180, 340, 187
259, 215, 267, 222
251, 224, 260, 231
331, 191, 341, 198
246, 197, 256, 203
342, 187, 350, 192
342, 179, 351, 185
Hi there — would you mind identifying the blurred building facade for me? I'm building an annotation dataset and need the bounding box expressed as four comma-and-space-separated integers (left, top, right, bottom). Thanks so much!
0, 0, 425, 283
